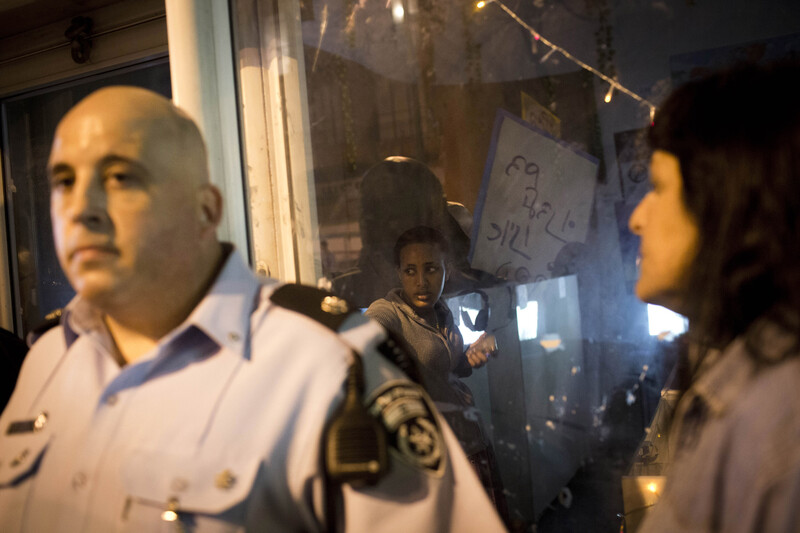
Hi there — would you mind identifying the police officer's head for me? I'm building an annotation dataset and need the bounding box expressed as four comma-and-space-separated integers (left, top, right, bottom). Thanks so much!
47, 86, 223, 318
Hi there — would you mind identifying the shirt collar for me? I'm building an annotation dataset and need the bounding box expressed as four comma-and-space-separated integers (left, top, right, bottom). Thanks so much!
61, 248, 261, 358
685, 319, 798, 417
63, 297, 113, 352
687, 338, 753, 417
179, 249, 261, 355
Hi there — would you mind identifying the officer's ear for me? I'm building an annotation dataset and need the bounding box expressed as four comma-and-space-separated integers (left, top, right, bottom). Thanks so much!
197, 184, 222, 234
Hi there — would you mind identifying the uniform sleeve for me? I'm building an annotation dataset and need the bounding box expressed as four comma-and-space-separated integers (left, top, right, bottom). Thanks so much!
338, 412, 506, 533
329, 315, 506, 532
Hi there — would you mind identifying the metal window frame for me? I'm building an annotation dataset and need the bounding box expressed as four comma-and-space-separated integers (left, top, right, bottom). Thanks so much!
230, 0, 321, 284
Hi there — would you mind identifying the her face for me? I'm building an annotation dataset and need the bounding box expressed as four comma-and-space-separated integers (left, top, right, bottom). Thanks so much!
397, 242, 447, 310
628, 150, 700, 313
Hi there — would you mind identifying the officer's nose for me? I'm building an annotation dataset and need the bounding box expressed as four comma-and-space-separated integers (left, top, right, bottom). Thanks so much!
71, 177, 109, 229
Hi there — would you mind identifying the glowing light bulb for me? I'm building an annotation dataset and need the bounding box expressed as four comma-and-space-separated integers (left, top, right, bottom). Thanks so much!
476, 1, 486, 8
647, 482, 658, 493
604, 82, 615, 103
392, 3, 404, 21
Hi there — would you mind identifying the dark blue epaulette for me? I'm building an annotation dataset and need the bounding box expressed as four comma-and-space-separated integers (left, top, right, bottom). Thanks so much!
269, 284, 422, 383
26, 309, 63, 347
269, 284, 356, 331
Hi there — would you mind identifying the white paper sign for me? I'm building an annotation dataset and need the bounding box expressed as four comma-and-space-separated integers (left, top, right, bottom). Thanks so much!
470, 110, 599, 283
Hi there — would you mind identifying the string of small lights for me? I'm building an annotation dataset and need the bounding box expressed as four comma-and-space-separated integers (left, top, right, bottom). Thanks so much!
476, 0, 657, 123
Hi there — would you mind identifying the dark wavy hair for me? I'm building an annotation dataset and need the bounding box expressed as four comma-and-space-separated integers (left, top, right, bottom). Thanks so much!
393, 226, 449, 267
649, 61, 800, 356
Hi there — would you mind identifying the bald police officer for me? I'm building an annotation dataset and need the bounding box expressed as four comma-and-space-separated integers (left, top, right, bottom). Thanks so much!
0, 87, 505, 532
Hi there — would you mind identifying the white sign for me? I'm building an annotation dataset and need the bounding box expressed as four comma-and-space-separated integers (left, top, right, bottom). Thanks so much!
470, 110, 599, 283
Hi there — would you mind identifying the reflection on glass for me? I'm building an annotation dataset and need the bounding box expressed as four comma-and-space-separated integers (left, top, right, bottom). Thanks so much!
231, 0, 800, 529
646, 304, 688, 339
516, 302, 539, 342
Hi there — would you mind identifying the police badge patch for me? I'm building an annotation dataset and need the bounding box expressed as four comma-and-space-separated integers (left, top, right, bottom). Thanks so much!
369, 385, 443, 472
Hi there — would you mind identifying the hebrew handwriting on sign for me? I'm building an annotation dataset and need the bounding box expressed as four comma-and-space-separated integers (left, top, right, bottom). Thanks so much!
470, 111, 598, 283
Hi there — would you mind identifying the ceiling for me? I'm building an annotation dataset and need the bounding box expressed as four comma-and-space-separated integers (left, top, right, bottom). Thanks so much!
0, 0, 122, 40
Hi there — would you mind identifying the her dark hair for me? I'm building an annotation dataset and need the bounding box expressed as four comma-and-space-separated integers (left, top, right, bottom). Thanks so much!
649, 61, 800, 354
393, 226, 449, 267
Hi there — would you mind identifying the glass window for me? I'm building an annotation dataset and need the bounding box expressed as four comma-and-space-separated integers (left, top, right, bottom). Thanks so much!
231, 1, 800, 529
1, 59, 171, 335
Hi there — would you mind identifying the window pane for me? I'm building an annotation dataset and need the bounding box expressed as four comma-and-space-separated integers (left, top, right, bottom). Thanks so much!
232, 1, 800, 529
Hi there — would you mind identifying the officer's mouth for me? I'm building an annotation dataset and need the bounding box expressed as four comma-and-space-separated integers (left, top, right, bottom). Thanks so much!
70, 244, 119, 262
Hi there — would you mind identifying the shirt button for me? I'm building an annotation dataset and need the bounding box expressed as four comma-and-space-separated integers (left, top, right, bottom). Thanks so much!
105, 394, 118, 406
72, 472, 88, 490
215, 469, 237, 490
171, 477, 189, 492
33, 412, 48, 431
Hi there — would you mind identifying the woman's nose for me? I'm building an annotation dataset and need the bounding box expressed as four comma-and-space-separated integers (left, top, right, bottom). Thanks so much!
628, 197, 646, 235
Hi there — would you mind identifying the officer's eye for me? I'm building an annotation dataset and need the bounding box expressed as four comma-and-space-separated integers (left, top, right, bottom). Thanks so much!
50, 173, 75, 190
403, 268, 416, 276
106, 170, 133, 186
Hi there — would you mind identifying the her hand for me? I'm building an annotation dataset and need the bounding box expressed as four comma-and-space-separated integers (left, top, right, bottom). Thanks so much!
465, 333, 497, 368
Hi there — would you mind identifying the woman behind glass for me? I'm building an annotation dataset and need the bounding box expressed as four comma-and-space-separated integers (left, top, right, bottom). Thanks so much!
365, 226, 507, 518
629, 61, 800, 532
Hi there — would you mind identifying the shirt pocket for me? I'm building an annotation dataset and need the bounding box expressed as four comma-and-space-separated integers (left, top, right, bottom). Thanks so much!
0, 426, 51, 487
120, 449, 263, 533
0, 427, 51, 531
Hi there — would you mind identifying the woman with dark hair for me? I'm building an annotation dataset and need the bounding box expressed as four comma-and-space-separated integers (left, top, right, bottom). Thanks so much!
630, 61, 800, 532
365, 226, 507, 518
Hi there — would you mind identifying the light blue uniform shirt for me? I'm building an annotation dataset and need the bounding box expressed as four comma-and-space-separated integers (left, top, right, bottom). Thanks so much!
0, 251, 505, 532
